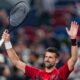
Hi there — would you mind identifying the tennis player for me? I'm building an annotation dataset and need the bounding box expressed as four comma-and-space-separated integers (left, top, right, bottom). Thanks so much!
2, 21, 79, 80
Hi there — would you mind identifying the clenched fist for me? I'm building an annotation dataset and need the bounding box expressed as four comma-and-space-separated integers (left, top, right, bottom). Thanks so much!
2, 30, 10, 42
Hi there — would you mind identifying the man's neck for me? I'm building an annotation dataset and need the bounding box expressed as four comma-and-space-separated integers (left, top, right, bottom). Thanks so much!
45, 66, 55, 73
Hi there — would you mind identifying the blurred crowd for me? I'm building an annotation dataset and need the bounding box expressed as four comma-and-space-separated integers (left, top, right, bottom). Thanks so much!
0, 0, 80, 80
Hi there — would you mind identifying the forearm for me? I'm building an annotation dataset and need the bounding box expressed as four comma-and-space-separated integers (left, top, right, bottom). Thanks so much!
5, 42, 20, 65
7, 48, 20, 64
68, 39, 78, 71
71, 45, 78, 62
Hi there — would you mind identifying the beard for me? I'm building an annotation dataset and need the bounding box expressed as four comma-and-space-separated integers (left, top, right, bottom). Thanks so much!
44, 61, 55, 69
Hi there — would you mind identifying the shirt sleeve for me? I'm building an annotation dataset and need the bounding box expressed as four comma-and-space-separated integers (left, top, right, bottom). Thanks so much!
10, 2, 30, 27
24, 65, 40, 78
59, 63, 73, 80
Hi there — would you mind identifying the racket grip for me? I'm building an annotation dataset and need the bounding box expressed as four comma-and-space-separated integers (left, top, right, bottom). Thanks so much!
0, 38, 4, 47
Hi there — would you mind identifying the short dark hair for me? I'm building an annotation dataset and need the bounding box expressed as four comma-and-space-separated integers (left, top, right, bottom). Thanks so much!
30, 52, 39, 59
45, 47, 60, 58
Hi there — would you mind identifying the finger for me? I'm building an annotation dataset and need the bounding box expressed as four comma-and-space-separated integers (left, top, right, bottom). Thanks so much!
4, 29, 9, 33
73, 21, 79, 34
66, 27, 70, 35
73, 21, 76, 27
3, 30, 9, 35
7, 34, 10, 37
74, 21, 78, 27
74, 21, 79, 30
75, 21, 78, 25
71, 21, 77, 30
3, 32, 8, 35
76, 24, 79, 31
71, 21, 74, 30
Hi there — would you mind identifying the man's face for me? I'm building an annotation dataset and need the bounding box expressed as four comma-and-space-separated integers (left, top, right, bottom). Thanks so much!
44, 52, 58, 69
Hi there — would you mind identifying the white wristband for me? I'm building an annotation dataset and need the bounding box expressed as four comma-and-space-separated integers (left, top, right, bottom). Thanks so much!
5, 41, 12, 49
0, 39, 4, 47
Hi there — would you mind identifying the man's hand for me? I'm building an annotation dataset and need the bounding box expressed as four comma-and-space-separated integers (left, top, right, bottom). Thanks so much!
66, 21, 79, 39
2, 30, 10, 42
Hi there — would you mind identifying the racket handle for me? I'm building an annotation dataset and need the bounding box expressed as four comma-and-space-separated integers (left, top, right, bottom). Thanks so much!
0, 38, 4, 47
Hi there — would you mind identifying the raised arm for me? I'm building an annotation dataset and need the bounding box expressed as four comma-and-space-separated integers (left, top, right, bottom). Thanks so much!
66, 21, 79, 71
2, 31, 26, 73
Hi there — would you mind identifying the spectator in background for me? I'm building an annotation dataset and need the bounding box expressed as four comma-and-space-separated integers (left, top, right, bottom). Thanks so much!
27, 52, 40, 68
0, 64, 11, 80
42, 0, 57, 13
76, 2, 80, 17
43, 27, 60, 50
8, 66, 25, 80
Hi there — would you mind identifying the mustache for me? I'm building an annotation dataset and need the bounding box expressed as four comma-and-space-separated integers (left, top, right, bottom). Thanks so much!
45, 61, 50, 63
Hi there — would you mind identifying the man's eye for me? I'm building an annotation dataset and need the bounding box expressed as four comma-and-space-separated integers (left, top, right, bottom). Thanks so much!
49, 57, 53, 58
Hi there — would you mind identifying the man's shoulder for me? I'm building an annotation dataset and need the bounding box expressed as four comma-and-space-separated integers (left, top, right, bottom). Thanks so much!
25, 65, 43, 72
24, 65, 44, 77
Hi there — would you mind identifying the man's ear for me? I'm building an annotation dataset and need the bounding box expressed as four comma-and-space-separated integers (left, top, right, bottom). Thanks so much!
55, 58, 59, 64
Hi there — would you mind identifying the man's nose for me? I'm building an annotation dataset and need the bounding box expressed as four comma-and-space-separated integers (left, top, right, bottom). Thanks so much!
46, 57, 49, 61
